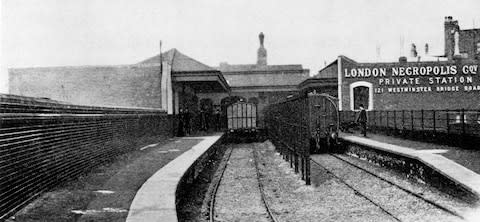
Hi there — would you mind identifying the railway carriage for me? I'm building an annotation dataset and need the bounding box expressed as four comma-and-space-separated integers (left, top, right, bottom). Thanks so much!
226, 101, 259, 141
308, 93, 340, 153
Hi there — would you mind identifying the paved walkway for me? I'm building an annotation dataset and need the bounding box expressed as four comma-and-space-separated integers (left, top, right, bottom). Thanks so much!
126, 133, 223, 222
8, 134, 222, 222
340, 132, 480, 199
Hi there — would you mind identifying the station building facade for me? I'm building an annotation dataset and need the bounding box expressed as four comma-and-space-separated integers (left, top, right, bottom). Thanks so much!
8, 33, 309, 125
301, 16, 480, 111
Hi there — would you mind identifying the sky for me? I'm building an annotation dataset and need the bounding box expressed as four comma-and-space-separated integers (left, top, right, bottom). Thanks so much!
1, 0, 479, 93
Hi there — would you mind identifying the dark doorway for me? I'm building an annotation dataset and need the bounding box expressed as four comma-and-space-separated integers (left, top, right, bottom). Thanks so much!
353, 86, 369, 110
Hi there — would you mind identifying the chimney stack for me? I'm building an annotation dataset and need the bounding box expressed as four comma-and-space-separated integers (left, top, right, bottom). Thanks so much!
444, 16, 459, 60
257, 32, 267, 66
410, 43, 418, 58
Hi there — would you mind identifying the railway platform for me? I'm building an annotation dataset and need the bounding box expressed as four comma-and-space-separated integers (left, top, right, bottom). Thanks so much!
6, 133, 223, 222
340, 132, 480, 199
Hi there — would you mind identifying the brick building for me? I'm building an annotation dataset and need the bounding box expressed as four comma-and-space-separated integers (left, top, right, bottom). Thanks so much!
303, 16, 480, 111
9, 32, 308, 125
9, 48, 230, 113
444, 16, 480, 61
196, 32, 309, 122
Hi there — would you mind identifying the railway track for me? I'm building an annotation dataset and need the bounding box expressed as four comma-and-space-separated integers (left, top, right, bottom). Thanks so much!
310, 154, 464, 222
208, 144, 279, 222
252, 143, 280, 222
208, 145, 234, 222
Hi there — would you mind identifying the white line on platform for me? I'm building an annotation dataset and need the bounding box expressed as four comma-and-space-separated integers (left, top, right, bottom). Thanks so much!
139, 143, 159, 151
94, 190, 115, 194
414, 149, 449, 154
182, 137, 210, 139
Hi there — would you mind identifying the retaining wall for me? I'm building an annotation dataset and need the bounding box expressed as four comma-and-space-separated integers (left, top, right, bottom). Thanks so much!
0, 94, 172, 220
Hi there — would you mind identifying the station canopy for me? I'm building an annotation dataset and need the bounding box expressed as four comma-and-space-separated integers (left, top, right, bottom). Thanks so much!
138, 48, 230, 93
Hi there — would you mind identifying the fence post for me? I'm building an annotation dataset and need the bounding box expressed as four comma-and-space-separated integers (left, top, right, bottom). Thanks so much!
446, 109, 450, 134
394, 110, 397, 134
411, 110, 414, 132
305, 155, 311, 185
306, 97, 311, 185
461, 108, 466, 145
421, 109, 425, 138
380, 110, 382, 128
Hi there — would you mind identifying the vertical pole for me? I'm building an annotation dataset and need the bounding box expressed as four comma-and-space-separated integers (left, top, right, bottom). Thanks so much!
386, 110, 389, 133
339, 110, 342, 125
394, 110, 397, 133
305, 96, 311, 185
379, 110, 382, 128
301, 156, 305, 180
295, 152, 299, 173
461, 109, 466, 145
446, 109, 450, 134
373, 110, 376, 129
420, 109, 425, 138
411, 110, 414, 132
421, 109, 424, 133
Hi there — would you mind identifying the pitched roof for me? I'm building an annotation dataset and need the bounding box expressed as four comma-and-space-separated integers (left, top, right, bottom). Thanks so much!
138, 49, 218, 73
217, 64, 304, 73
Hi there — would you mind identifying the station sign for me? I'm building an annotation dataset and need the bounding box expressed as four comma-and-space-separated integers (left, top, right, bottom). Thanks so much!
343, 64, 480, 94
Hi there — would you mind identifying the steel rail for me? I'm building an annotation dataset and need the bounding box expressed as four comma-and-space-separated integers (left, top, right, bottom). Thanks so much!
330, 154, 464, 219
209, 145, 234, 222
310, 158, 402, 222
252, 143, 280, 222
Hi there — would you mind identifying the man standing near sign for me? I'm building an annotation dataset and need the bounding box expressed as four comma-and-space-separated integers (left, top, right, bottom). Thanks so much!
356, 104, 368, 137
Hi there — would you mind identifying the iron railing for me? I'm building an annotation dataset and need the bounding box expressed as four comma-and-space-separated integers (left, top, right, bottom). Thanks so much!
265, 93, 339, 185
339, 109, 480, 147
265, 95, 311, 184
0, 94, 171, 220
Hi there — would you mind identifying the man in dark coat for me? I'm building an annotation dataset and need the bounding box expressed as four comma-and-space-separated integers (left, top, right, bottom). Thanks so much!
356, 104, 368, 137
214, 107, 221, 131
183, 107, 191, 135
200, 108, 207, 131
177, 108, 185, 137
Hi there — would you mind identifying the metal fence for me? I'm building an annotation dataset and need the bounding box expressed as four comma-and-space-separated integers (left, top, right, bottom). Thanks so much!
339, 109, 480, 147
265, 95, 311, 184
265, 93, 339, 185
0, 94, 171, 220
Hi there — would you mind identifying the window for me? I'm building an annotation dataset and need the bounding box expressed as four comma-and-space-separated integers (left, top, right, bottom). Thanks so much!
349, 81, 373, 111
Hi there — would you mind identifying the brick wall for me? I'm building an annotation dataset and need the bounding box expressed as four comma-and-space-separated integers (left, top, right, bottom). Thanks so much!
340, 60, 480, 111
459, 29, 480, 60
9, 65, 162, 108
0, 94, 172, 220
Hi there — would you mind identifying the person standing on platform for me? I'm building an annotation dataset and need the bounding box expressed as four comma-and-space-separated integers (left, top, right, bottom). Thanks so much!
200, 108, 207, 131
214, 107, 221, 131
184, 107, 191, 135
177, 108, 185, 137
356, 104, 368, 137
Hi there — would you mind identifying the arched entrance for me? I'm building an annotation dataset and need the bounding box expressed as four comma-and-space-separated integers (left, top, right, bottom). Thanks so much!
349, 81, 373, 110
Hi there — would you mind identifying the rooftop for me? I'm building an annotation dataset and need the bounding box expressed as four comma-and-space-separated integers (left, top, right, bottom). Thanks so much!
138, 49, 219, 73
217, 63, 304, 73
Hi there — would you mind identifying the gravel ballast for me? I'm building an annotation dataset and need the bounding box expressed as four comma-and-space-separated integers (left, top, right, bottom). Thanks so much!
213, 144, 270, 222
211, 140, 478, 221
